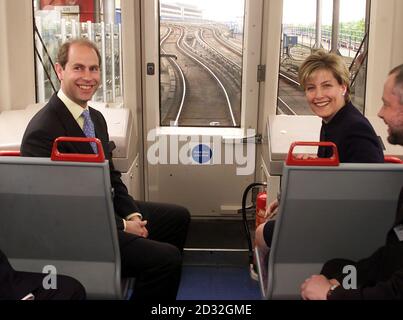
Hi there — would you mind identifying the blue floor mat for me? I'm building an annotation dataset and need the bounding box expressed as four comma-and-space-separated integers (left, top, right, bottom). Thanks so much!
177, 265, 261, 300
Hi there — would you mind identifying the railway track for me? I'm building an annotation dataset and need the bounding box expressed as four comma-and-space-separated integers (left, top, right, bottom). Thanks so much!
160, 27, 187, 126
178, 26, 236, 126
160, 24, 239, 126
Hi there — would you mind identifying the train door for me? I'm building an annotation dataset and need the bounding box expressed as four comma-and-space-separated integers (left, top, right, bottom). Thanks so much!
142, 0, 264, 216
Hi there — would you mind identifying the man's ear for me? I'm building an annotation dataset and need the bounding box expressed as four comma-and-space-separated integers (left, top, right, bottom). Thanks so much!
55, 63, 63, 81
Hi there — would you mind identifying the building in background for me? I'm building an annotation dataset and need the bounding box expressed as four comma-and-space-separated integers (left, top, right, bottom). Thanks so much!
160, 2, 203, 22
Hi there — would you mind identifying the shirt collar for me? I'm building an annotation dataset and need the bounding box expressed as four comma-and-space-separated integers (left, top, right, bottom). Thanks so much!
57, 90, 88, 121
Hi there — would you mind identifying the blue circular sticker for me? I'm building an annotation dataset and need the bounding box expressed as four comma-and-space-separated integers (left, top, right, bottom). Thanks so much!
192, 144, 213, 164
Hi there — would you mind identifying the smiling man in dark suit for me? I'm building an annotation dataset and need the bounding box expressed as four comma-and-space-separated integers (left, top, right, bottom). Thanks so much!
21, 39, 190, 300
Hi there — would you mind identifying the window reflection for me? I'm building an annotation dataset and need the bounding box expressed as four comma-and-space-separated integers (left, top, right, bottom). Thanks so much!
277, 0, 369, 115
33, 0, 123, 104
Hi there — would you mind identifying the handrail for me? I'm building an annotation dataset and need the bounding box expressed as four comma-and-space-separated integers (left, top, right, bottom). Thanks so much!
350, 32, 368, 88
0, 151, 21, 157
286, 141, 340, 166
33, 19, 59, 94
51, 137, 105, 163
384, 156, 403, 164
349, 32, 368, 72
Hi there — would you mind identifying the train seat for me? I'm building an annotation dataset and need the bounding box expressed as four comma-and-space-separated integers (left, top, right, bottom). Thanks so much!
258, 143, 403, 299
0, 102, 128, 160
0, 106, 44, 151
0, 139, 130, 299
0, 102, 140, 199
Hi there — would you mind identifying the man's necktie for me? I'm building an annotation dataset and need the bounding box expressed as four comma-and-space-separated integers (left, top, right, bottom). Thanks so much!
82, 109, 98, 153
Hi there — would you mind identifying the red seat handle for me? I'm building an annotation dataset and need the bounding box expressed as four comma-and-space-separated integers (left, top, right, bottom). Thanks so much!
384, 156, 403, 164
286, 141, 340, 166
51, 137, 105, 163
0, 151, 20, 157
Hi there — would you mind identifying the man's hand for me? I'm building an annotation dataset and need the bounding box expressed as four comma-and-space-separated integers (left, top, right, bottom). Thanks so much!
125, 217, 149, 238
128, 215, 142, 222
300, 275, 338, 300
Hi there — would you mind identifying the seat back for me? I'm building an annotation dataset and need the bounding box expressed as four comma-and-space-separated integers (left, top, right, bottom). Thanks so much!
266, 163, 403, 299
0, 154, 123, 299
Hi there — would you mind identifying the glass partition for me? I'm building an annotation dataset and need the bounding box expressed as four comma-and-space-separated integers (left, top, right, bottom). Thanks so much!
277, 0, 370, 115
159, 0, 245, 127
33, 0, 123, 104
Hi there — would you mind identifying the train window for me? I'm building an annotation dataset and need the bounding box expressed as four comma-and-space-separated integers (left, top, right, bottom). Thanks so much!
159, 0, 245, 127
32, 0, 123, 104
277, 0, 370, 115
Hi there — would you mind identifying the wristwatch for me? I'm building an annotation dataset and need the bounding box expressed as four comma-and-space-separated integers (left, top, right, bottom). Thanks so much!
327, 283, 339, 299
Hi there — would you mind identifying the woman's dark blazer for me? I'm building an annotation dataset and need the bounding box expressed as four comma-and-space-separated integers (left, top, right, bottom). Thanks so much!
317, 102, 384, 163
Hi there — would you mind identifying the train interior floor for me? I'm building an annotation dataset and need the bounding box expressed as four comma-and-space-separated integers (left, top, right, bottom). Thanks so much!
177, 219, 261, 300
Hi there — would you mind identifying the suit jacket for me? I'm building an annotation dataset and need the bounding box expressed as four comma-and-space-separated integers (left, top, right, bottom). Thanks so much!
327, 188, 403, 300
21, 94, 140, 231
317, 102, 384, 163
0, 249, 40, 300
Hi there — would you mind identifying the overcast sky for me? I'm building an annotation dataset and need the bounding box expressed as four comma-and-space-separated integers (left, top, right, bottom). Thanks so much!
283, 0, 367, 24
160, 0, 367, 24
